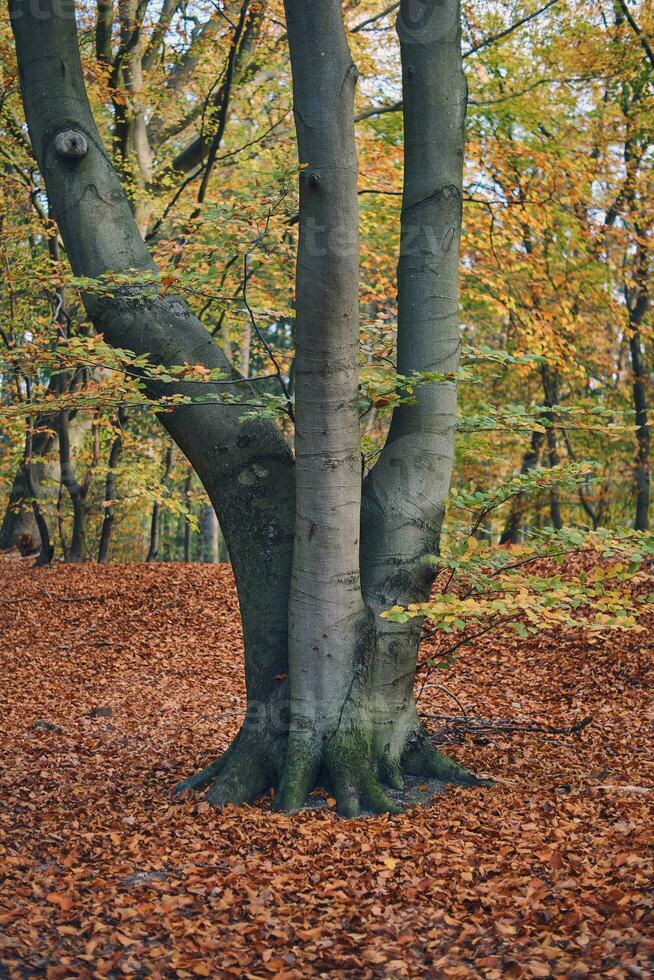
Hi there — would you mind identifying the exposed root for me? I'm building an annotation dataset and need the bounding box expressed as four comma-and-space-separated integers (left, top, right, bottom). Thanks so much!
376, 752, 404, 791
205, 746, 273, 807
275, 729, 404, 817
176, 722, 492, 813
175, 753, 229, 795
402, 725, 493, 787
176, 726, 281, 807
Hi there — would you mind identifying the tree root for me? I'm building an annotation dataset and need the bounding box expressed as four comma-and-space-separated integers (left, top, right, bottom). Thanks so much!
177, 723, 492, 813
274, 729, 404, 818
175, 726, 280, 806
402, 724, 493, 787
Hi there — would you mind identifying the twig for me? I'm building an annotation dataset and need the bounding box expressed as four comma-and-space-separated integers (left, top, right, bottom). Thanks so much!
419, 712, 593, 743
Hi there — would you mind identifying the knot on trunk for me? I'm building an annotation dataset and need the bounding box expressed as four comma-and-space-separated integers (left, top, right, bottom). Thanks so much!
54, 130, 88, 160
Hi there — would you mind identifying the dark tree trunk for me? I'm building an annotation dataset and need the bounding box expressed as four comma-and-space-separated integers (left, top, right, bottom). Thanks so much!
625, 232, 650, 531
20, 415, 54, 566
630, 327, 650, 530
146, 444, 174, 562
500, 429, 545, 544
58, 407, 90, 563
0, 421, 54, 553
540, 365, 563, 530
98, 407, 127, 563
183, 470, 193, 561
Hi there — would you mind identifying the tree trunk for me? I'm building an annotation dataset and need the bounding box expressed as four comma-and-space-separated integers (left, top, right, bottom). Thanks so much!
624, 231, 650, 531
272, 0, 392, 815
98, 407, 127, 563
58, 407, 87, 562
20, 418, 54, 566
359, 0, 480, 795
500, 429, 545, 544
183, 470, 193, 562
146, 444, 174, 562
199, 504, 219, 563
630, 327, 650, 531
0, 420, 54, 552
11, 0, 486, 815
540, 365, 563, 530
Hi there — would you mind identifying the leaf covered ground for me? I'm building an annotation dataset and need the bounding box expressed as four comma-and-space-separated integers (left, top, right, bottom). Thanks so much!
0, 558, 652, 979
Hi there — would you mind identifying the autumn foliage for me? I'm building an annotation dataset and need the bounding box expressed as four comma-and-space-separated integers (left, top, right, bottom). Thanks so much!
1, 556, 652, 977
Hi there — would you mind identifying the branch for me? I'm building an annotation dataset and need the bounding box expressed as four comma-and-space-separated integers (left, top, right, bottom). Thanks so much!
616, 0, 654, 72
351, 2, 399, 33
464, 0, 560, 58
421, 712, 593, 743
356, 0, 563, 121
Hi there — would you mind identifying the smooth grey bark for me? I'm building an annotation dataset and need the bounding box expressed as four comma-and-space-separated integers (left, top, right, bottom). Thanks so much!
10, 0, 487, 815
11, 0, 296, 803
199, 502, 219, 563
274, 0, 399, 816
360, 0, 479, 789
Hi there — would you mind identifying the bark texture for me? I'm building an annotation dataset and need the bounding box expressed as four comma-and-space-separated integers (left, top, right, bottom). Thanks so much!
10, 0, 488, 814
360, 0, 477, 792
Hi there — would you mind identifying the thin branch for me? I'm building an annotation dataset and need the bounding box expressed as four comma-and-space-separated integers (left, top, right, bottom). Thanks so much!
464, 0, 560, 58
616, 0, 654, 72
351, 2, 399, 33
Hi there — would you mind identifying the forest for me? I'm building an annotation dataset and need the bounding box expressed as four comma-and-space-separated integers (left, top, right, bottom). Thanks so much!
0, 0, 652, 976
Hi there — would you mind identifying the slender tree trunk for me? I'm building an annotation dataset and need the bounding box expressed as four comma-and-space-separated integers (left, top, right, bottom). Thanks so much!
183, 470, 193, 561
199, 503, 219, 563
359, 0, 479, 792
0, 421, 54, 552
21, 418, 53, 566
500, 429, 545, 544
98, 407, 127, 563
624, 233, 650, 531
58, 407, 87, 562
630, 327, 650, 530
273, 0, 388, 815
146, 444, 174, 562
540, 365, 563, 529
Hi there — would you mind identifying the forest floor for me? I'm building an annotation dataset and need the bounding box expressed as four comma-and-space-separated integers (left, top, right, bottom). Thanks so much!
0, 558, 652, 979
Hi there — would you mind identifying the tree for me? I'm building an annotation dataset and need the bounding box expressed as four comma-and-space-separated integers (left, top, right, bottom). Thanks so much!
10, 0, 490, 814
98, 407, 127, 563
